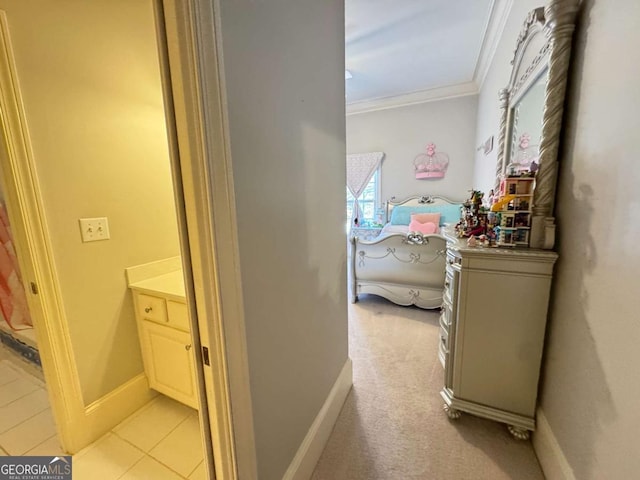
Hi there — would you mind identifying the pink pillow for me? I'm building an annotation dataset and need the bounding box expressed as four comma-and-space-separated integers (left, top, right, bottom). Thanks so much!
409, 220, 438, 234
411, 212, 441, 226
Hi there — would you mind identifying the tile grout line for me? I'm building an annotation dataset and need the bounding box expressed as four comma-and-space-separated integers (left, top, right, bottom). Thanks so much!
112, 395, 163, 435
0, 378, 41, 408
0, 403, 51, 436
186, 459, 204, 479
114, 454, 147, 480
22, 433, 59, 456
0, 386, 49, 413
112, 431, 190, 479
1, 360, 45, 388
144, 407, 193, 453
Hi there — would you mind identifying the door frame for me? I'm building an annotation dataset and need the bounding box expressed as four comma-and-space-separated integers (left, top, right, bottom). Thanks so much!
155, 0, 257, 478
0, 10, 86, 452
0, 2, 257, 478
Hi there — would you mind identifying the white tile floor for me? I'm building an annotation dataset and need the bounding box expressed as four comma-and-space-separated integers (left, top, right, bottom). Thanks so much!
0, 347, 208, 479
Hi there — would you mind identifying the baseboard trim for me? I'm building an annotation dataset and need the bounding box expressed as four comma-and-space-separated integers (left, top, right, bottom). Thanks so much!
77, 373, 156, 451
283, 358, 353, 480
533, 408, 575, 480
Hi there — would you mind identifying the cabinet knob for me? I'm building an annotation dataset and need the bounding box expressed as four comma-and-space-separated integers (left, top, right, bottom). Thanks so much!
144, 307, 152, 313
445, 281, 450, 288
185, 344, 192, 351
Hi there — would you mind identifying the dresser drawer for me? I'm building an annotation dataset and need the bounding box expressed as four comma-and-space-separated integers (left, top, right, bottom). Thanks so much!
439, 324, 449, 352
440, 301, 452, 332
166, 301, 190, 332
438, 334, 447, 369
136, 293, 167, 324
444, 271, 456, 304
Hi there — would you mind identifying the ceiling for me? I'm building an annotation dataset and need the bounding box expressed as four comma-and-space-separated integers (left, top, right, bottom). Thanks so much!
345, 0, 495, 107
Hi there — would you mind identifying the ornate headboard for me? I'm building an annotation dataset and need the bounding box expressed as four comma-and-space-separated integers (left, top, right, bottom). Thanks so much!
385, 195, 464, 224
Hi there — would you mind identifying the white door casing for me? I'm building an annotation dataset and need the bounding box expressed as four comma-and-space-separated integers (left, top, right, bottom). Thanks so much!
155, 0, 257, 479
0, 5, 253, 478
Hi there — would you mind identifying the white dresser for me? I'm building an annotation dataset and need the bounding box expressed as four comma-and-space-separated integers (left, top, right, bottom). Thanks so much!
128, 270, 199, 410
440, 235, 557, 439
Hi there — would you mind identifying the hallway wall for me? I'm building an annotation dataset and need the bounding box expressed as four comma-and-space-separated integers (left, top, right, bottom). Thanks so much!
537, 0, 640, 477
0, 0, 180, 404
218, 0, 348, 478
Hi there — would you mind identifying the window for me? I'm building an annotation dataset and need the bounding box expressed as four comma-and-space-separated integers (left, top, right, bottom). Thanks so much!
346, 169, 380, 228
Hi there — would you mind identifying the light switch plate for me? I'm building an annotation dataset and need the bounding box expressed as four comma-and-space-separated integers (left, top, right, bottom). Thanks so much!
79, 217, 110, 242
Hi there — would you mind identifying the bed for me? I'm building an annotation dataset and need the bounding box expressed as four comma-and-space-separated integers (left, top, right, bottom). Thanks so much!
349, 195, 463, 309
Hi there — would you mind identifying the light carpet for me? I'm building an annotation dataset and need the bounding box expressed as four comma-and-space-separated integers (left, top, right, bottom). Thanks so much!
311, 295, 544, 480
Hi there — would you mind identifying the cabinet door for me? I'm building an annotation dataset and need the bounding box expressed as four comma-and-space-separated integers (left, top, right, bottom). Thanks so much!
139, 319, 198, 409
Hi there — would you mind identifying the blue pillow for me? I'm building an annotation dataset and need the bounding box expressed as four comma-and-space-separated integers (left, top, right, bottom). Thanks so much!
389, 204, 462, 226
437, 204, 464, 224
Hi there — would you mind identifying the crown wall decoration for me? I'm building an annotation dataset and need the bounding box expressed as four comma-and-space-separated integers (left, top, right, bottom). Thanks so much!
413, 143, 450, 180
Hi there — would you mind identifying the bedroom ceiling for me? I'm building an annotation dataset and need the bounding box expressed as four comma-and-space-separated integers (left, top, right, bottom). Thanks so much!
345, 0, 494, 106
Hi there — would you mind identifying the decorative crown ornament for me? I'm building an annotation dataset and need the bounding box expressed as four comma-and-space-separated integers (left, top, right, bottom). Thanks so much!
413, 143, 450, 179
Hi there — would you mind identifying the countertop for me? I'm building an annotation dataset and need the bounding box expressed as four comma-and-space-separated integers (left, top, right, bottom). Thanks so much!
128, 270, 186, 302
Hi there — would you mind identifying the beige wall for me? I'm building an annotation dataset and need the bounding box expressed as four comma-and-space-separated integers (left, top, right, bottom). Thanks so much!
0, 0, 180, 404
218, 0, 348, 478
348, 96, 478, 204
474, 0, 640, 477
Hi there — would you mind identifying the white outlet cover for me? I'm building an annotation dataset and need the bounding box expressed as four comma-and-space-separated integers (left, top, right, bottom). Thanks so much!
79, 217, 110, 242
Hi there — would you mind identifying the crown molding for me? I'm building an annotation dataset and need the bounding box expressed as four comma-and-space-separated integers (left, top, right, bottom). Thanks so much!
473, 0, 514, 89
346, 81, 478, 116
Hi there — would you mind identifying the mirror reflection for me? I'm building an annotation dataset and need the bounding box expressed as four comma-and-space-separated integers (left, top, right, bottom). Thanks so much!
507, 70, 547, 176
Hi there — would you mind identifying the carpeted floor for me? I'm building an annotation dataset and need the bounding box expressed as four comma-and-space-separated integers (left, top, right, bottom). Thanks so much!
311, 295, 545, 480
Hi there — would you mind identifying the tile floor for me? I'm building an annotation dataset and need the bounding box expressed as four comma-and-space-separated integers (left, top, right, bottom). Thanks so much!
0, 346, 208, 479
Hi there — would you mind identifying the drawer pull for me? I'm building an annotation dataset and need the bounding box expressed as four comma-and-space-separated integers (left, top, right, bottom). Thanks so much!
445, 281, 450, 288
185, 344, 192, 351
144, 307, 152, 313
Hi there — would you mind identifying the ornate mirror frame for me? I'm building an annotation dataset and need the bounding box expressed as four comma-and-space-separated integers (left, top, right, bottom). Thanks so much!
495, 0, 580, 249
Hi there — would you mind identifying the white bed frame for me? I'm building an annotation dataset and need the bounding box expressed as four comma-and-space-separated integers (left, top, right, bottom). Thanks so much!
350, 195, 462, 309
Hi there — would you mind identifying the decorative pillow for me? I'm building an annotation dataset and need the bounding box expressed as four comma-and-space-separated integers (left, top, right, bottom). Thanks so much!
409, 220, 438, 234
411, 212, 441, 226
389, 206, 417, 225
436, 204, 463, 225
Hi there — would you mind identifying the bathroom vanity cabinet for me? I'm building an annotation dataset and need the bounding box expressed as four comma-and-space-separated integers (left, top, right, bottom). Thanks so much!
129, 270, 198, 410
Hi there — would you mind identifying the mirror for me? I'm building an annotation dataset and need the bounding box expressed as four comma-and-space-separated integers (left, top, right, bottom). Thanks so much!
494, 1, 580, 249
507, 70, 546, 176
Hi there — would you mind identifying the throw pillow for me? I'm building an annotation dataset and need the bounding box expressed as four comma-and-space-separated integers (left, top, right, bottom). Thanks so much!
409, 220, 438, 234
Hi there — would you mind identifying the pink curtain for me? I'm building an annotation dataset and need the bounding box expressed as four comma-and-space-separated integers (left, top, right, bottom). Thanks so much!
0, 202, 32, 330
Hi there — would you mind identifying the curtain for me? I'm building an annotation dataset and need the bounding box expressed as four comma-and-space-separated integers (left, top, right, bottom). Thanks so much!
0, 202, 32, 330
346, 152, 384, 233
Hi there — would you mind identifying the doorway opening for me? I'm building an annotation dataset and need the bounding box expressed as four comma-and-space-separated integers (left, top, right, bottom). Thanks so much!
0, 2, 215, 478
